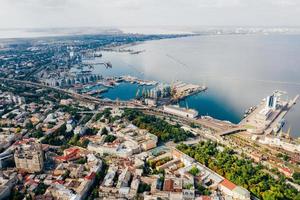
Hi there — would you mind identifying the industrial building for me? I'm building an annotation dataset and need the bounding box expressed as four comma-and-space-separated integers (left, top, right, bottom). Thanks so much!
163, 105, 198, 118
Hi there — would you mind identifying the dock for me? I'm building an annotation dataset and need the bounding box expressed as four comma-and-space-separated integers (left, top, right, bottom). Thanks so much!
240, 92, 299, 135
171, 81, 207, 101
119, 75, 158, 86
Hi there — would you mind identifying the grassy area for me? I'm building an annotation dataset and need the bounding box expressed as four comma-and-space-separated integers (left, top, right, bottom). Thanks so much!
243, 124, 256, 129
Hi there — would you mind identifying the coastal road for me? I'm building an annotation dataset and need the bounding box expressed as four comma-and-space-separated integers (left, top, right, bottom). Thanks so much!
0, 78, 237, 133
0, 78, 132, 106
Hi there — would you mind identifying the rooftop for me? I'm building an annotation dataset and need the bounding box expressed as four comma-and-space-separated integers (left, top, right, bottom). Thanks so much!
220, 179, 236, 191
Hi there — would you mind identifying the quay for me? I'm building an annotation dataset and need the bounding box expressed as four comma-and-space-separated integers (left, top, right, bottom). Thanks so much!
240, 91, 299, 135
119, 75, 158, 86
171, 81, 207, 102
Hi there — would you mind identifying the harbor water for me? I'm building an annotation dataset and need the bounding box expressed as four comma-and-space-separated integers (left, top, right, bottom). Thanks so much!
92, 34, 300, 137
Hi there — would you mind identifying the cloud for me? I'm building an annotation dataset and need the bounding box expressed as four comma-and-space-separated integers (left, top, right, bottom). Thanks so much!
270, 0, 300, 6
0, 0, 300, 28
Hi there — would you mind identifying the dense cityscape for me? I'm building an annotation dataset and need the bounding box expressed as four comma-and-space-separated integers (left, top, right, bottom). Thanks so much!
0, 31, 299, 200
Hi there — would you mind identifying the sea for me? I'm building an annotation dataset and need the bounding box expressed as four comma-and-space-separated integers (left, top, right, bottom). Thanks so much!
94, 34, 300, 137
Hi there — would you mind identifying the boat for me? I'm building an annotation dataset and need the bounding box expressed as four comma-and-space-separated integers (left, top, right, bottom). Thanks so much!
244, 106, 256, 114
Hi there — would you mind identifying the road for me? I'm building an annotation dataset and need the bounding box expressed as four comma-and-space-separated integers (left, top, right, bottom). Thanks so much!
0, 78, 238, 133
2, 78, 300, 192
0, 78, 136, 106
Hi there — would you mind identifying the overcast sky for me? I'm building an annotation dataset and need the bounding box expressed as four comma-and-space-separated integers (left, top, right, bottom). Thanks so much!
1, 0, 300, 29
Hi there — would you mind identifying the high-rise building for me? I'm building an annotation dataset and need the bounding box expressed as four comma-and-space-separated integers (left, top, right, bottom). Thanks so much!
266, 94, 277, 109
14, 140, 44, 173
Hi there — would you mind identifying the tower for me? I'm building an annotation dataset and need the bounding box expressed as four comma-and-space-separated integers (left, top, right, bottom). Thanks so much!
266, 94, 277, 109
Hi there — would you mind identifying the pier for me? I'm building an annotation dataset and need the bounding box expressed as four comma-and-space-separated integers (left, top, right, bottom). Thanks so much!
240, 92, 299, 135
171, 81, 207, 101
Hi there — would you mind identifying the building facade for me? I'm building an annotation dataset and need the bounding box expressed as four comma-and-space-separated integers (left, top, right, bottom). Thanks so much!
14, 141, 44, 173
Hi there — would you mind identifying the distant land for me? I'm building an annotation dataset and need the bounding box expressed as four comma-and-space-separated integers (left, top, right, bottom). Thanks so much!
1, 26, 300, 39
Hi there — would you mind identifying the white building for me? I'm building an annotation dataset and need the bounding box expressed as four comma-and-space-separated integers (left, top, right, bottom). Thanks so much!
47, 184, 77, 200
87, 139, 138, 158
103, 166, 118, 187
163, 105, 198, 119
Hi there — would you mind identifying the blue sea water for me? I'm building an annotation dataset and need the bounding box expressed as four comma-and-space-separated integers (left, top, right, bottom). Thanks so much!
92, 34, 300, 136
178, 90, 241, 124
102, 82, 154, 101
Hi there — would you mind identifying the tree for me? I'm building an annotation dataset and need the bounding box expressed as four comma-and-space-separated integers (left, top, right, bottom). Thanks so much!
34, 183, 48, 195
10, 188, 24, 200
123, 108, 193, 142
75, 157, 87, 164
189, 166, 199, 176
293, 172, 300, 184
196, 184, 211, 195
68, 134, 80, 145
101, 127, 108, 135
138, 182, 151, 193
31, 128, 43, 138
25, 121, 34, 129
80, 139, 90, 148
176, 141, 299, 200
104, 135, 116, 143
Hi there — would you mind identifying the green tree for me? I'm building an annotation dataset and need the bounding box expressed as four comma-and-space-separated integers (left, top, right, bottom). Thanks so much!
104, 135, 116, 143
189, 166, 199, 176
101, 127, 108, 135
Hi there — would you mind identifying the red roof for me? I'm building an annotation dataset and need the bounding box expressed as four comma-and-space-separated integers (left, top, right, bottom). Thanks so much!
282, 167, 292, 173
25, 175, 32, 182
85, 172, 96, 180
25, 179, 39, 185
55, 156, 68, 162
220, 179, 236, 190
52, 180, 64, 184
163, 179, 174, 191
201, 196, 211, 200
55, 155, 81, 162
55, 148, 81, 162
279, 167, 293, 175
65, 147, 80, 154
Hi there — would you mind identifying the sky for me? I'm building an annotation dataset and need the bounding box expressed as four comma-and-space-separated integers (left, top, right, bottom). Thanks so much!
0, 0, 300, 29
